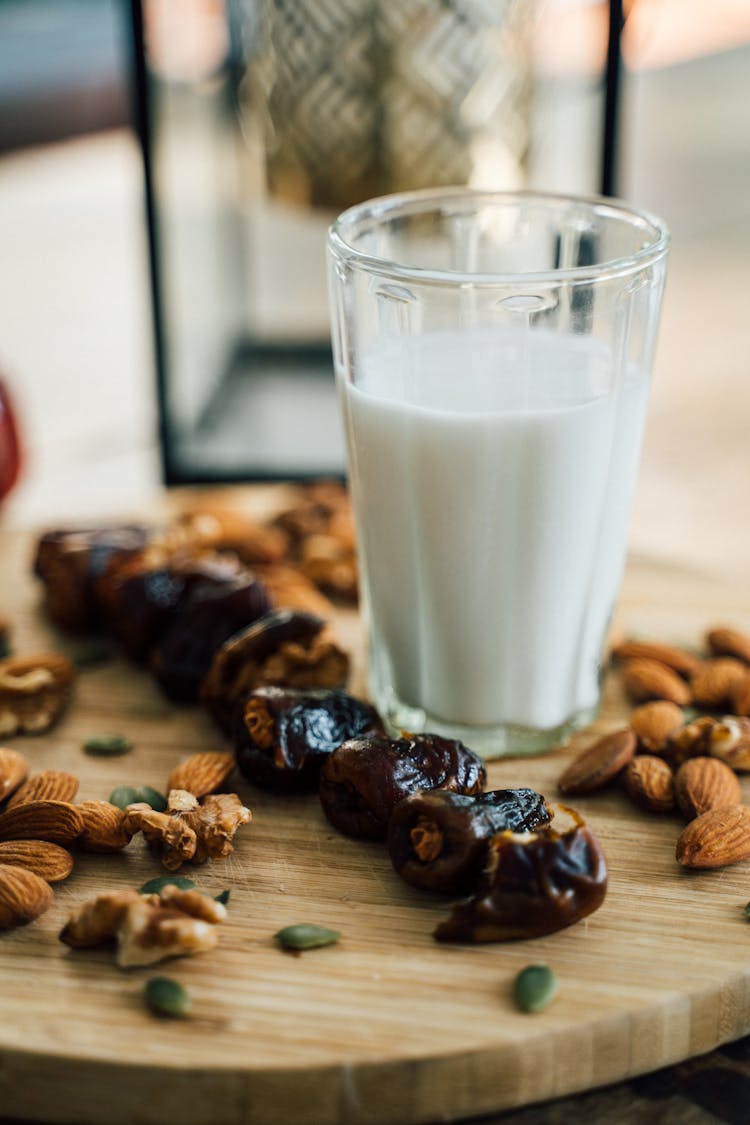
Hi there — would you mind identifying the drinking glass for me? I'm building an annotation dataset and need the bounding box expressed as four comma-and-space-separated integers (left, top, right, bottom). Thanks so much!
328, 189, 669, 757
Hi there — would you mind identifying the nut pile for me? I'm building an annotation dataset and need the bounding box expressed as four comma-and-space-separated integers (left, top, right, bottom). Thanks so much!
0, 744, 251, 954
559, 624, 750, 869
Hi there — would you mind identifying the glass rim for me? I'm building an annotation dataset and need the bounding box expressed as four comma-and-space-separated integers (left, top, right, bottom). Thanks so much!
328, 187, 670, 287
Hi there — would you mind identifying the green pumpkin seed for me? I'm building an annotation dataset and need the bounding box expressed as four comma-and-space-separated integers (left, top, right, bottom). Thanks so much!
109, 785, 139, 810
134, 786, 167, 812
84, 734, 133, 757
274, 924, 340, 951
215, 889, 231, 905
0, 638, 11, 660
143, 976, 191, 1018
513, 964, 558, 1013
140, 875, 196, 895
744, 902, 750, 918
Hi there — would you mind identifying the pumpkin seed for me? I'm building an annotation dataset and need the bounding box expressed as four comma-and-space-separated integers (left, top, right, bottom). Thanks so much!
140, 875, 196, 895
143, 976, 190, 1018
109, 785, 139, 810
215, 889, 230, 905
0, 638, 10, 660
134, 786, 167, 812
84, 734, 133, 756
744, 902, 750, 917
274, 923, 340, 951
513, 964, 557, 1013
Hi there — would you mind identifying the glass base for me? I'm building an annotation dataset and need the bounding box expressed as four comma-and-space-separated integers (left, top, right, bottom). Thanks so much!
376, 685, 598, 760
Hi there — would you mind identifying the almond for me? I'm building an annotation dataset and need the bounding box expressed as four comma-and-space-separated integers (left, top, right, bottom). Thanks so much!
730, 672, 750, 718
6, 769, 79, 809
690, 658, 747, 709
629, 701, 684, 754
167, 751, 235, 798
621, 658, 691, 706
708, 716, 750, 772
0, 863, 54, 929
706, 626, 750, 665
674, 757, 741, 820
77, 801, 134, 853
0, 747, 29, 803
624, 755, 675, 813
0, 799, 84, 845
558, 728, 636, 795
676, 805, 750, 868
0, 840, 73, 882
612, 639, 699, 678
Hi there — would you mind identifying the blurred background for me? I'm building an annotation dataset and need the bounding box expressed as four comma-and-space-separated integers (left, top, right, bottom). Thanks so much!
0, 0, 748, 576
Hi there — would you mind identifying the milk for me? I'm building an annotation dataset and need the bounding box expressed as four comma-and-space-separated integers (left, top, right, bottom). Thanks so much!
339, 328, 650, 734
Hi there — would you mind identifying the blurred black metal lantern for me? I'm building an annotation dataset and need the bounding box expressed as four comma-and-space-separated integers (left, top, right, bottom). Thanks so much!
130, 0, 621, 484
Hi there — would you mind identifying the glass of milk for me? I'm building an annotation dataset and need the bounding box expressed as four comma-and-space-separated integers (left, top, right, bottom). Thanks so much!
327, 190, 669, 757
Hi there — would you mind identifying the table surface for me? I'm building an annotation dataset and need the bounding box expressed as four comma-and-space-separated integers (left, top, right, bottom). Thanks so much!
2, 494, 750, 1125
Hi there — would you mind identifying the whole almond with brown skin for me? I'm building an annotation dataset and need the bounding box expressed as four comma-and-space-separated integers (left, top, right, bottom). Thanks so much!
558, 728, 636, 795
624, 755, 675, 813
0, 840, 73, 882
674, 756, 741, 820
0, 863, 54, 929
612, 639, 699, 678
0, 799, 83, 845
629, 701, 684, 754
6, 770, 79, 809
167, 751, 235, 798
690, 658, 747, 709
676, 805, 750, 868
621, 658, 691, 706
730, 672, 750, 718
0, 747, 29, 802
706, 626, 750, 666
77, 801, 134, 853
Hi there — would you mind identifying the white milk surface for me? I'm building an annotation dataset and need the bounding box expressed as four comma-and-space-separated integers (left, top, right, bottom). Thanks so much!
340, 329, 650, 731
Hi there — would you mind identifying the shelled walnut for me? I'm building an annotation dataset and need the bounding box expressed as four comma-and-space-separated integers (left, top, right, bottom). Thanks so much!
0, 653, 75, 736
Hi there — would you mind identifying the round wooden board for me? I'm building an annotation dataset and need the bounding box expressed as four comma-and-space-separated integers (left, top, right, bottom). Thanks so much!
2, 526, 750, 1125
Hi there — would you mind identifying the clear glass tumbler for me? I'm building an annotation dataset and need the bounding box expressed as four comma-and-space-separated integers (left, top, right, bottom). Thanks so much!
327, 189, 669, 757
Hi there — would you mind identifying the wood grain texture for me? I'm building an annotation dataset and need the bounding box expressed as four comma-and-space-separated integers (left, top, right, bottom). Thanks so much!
1, 518, 750, 1125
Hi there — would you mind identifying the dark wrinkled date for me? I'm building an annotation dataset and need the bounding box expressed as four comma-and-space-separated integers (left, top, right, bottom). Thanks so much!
234, 687, 383, 792
388, 788, 551, 895
434, 821, 608, 943
151, 577, 271, 702
202, 609, 350, 732
319, 734, 486, 840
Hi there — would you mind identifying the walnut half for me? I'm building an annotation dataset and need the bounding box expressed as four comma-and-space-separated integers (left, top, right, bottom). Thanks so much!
123, 789, 252, 871
60, 886, 227, 968
0, 653, 75, 736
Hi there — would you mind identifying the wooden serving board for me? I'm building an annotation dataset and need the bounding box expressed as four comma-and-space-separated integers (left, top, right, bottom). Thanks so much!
2, 516, 750, 1125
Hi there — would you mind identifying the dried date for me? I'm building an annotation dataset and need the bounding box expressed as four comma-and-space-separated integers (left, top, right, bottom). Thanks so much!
434, 816, 607, 943
388, 788, 551, 895
150, 577, 271, 702
201, 609, 349, 732
234, 687, 383, 791
33, 526, 150, 631
319, 733, 486, 840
